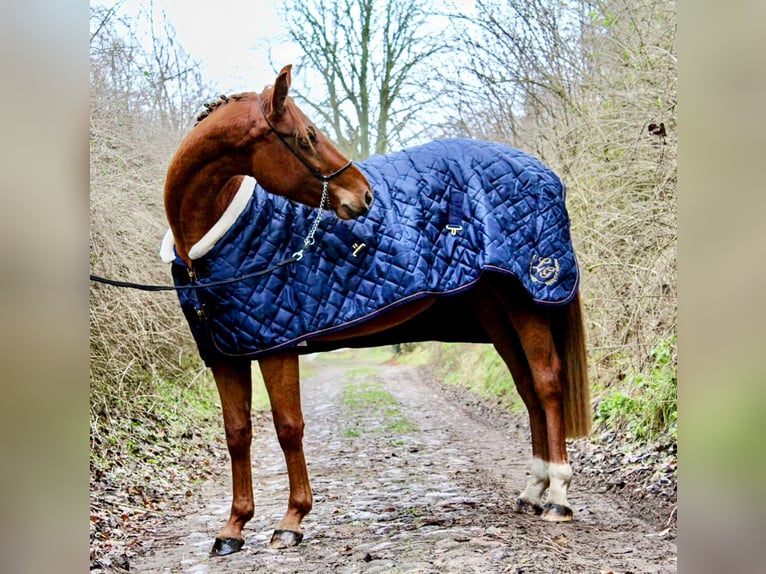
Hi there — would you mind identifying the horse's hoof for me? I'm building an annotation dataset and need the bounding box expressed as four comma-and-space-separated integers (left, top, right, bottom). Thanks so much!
210, 537, 244, 556
268, 529, 303, 549
514, 497, 544, 515
541, 503, 574, 522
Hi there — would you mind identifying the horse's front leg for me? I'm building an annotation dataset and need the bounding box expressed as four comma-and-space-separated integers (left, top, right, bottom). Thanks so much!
258, 351, 313, 549
209, 358, 254, 556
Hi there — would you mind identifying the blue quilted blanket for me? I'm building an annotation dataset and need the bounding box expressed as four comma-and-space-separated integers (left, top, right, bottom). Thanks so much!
170, 138, 579, 362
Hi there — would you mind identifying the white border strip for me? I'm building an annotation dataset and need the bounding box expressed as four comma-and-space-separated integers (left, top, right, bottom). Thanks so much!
159, 228, 176, 263
159, 176, 256, 263
189, 175, 256, 260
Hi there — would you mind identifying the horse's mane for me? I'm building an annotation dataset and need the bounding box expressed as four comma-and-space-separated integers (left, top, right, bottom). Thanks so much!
195, 93, 236, 125
194, 87, 316, 151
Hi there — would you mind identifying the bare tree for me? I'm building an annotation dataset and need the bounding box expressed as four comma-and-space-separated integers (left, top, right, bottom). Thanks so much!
90, 2, 207, 131
444, 0, 586, 159
278, 0, 448, 159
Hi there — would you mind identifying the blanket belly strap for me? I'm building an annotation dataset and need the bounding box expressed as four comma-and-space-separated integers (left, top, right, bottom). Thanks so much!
445, 186, 466, 235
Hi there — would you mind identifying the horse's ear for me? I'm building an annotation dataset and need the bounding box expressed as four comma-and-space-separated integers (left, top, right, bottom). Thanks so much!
270, 65, 292, 119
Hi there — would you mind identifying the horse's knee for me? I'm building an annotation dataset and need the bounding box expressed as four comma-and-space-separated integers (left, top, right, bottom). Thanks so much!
273, 416, 304, 450
224, 420, 252, 454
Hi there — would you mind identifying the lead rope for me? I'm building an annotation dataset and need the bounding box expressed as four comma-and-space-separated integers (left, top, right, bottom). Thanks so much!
89, 184, 329, 291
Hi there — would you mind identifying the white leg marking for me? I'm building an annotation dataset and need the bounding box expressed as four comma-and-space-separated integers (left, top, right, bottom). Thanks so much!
546, 462, 573, 507
519, 458, 550, 505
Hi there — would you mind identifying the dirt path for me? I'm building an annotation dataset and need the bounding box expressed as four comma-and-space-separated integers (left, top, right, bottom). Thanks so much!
130, 354, 676, 573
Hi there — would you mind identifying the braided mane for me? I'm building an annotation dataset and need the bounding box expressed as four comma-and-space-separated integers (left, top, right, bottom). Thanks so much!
193, 87, 316, 152
195, 93, 236, 125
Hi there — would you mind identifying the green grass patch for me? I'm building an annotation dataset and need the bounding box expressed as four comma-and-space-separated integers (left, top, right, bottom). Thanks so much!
385, 417, 417, 433
308, 346, 396, 365
341, 377, 396, 410
418, 342, 525, 413
344, 427, 361, 438
392, 343, 433, 367
90, 361, 222, 480
594, 335, 677, 442
250, 364, 271, 412
339, 376, 418, 437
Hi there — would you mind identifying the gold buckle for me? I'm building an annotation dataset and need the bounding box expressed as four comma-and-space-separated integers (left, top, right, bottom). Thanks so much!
352, 242, 366, 257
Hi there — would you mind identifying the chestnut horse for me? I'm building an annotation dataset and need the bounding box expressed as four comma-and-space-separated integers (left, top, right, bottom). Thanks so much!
164, 65, 591, 556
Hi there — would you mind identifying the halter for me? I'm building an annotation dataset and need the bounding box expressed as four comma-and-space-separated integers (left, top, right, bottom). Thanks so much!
257, 94, 352, 183
257, 94, 356, 262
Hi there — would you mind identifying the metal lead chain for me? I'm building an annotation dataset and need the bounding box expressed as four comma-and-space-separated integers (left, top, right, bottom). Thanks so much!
292, 180, 329, 261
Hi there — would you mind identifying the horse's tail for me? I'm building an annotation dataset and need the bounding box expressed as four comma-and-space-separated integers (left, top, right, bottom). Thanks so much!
552, 291, 592, 438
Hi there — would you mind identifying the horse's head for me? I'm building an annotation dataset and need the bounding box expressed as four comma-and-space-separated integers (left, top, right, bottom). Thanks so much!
165, 65, 373, 262
244, 65, 372, 219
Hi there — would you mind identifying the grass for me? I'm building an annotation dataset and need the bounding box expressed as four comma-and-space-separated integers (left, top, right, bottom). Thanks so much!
308, 346, 397, 365
392, 344, 433, 367
341, 372, 395, 409
594, 335, 677, 442
250, 364, 272, 412
90, 362, 223, 489
339, 372, 418, 437
413, 342, 526, 414
396, 335, 678, 448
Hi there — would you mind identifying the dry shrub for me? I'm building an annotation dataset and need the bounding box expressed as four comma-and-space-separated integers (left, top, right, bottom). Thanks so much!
89, 104, 200, 428
89, 4, 210, 440
559, 0, 677, 382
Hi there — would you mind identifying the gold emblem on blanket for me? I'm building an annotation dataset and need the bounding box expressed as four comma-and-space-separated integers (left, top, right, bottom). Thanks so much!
351, 242, 367, 257
530, 254, 560, 286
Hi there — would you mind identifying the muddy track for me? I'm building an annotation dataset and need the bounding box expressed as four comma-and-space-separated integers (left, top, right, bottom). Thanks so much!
129, 355, 676, 573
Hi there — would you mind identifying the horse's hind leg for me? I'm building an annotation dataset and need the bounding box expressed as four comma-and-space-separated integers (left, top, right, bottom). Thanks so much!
209, 358, 254, 556
494, 282, 575, 522
258, 352, 313, 549
471, 283, 552, 516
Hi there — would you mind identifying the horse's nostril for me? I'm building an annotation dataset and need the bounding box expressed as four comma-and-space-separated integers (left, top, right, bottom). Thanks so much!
364, 190, 373, 208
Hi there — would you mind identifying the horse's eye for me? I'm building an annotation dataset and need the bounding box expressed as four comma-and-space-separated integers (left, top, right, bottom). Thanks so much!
297, 127, 317, 149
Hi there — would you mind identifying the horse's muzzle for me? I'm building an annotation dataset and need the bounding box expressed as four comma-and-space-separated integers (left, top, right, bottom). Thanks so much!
339, 189, 373, 219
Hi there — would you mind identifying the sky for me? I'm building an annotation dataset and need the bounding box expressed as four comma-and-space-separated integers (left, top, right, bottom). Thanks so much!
94, 0, 303, 93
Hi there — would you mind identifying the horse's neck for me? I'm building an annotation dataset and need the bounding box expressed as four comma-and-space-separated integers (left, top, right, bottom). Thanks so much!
165, 158, 248, 263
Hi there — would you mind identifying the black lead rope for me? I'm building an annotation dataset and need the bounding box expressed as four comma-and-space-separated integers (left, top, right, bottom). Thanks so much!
90, 179, 330, 292
89, 255, 299, 292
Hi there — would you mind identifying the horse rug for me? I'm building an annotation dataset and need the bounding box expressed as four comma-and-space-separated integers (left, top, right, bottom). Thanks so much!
161, 138, 580, 363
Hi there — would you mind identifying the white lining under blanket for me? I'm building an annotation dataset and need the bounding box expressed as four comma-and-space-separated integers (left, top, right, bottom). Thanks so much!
159, 176, 256, 263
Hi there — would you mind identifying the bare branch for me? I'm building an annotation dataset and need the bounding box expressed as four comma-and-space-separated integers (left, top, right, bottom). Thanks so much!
279, 0, 449, 158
